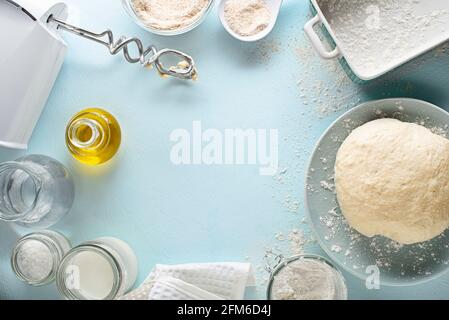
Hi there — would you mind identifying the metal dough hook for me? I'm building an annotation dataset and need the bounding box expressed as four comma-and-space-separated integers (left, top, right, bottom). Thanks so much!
48, 16, 197, 80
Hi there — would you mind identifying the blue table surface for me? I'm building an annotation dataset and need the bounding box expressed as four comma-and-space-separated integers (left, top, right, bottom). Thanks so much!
1, 0, 449, 300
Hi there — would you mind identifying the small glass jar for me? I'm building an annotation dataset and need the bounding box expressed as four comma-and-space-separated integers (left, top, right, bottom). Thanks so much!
56, 237, 138, 300
0, 155, 75, 229
266, 253, 348, 300
11, 230, 72, 286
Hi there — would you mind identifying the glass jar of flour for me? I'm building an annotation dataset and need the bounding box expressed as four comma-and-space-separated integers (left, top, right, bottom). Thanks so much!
56, 237, 138, 300
266, 254, 348, 300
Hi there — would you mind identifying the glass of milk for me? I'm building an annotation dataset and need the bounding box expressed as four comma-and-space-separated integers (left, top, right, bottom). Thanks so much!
56, 237, 138, 300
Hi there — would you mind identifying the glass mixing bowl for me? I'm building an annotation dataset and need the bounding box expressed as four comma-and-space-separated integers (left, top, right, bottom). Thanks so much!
306, 98, 449, 286
122, 0, 215, 36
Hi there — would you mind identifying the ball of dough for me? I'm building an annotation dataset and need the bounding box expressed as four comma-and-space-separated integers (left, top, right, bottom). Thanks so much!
335, 118, 449, 244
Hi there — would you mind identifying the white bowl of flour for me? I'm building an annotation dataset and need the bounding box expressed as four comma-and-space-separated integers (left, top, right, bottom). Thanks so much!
122, 0, 215, 35
218, 0, 282, 42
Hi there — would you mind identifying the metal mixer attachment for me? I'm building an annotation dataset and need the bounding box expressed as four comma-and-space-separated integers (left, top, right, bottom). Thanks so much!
48, 16, 197, 80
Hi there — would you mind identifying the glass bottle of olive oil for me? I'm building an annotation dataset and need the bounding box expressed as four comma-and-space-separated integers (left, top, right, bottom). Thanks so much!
65, 108, 121, 165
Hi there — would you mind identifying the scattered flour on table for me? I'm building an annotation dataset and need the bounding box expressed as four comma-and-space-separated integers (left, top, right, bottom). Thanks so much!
292, 28, 362, 118
271, 229, 308, 258
132, 0, 210, 31
271, 167, 302, 214
251, 39, 281, 63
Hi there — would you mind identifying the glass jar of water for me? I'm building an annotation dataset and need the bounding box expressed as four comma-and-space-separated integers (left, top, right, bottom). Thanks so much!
0, 154, 75, 228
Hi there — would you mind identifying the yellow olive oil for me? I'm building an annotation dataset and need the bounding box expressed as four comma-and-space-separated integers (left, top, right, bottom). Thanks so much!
65, 108, 121, 165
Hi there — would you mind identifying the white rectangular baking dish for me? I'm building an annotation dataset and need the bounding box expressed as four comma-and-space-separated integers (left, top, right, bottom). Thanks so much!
304, 0, 449, 81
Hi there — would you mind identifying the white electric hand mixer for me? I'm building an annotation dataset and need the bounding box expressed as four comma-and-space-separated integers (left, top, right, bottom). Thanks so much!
0, 0, 197, 150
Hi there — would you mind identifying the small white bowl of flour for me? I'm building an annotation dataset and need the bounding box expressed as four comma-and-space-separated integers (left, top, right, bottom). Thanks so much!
219, 0, 282, 42
123, 0, 215, 35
